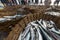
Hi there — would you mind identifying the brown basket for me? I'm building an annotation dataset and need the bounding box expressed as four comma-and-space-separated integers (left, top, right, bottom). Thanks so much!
0, 5, 22, 17
4, 9, 60, 40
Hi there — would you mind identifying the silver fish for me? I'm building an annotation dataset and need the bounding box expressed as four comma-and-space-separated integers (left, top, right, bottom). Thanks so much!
35, 25, 43, 40
39, 25, 53, 40
22, 25, 30, 39
18, 32, 23, 40
37, 20, 54, 40
24, 32, 31, 40
50, 28, 60, 35
30, 22, 43, 40
30, 22, 40, 40
30, 25, 35, 40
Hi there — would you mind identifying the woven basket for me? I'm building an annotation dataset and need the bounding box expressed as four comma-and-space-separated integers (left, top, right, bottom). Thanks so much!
4, 7, 60, 40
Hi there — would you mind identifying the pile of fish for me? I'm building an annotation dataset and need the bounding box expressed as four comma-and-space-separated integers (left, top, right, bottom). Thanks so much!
0, 14, 26, 23
18, 19, 60, 40
45, 11, 60, 16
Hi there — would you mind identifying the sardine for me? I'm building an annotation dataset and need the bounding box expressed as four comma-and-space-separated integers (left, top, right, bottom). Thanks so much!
24, 32, 31, 40
49, 20, 58, 31
35, 25, 43, 40
30, 22, 43, 40
0, 18, 7, 22
22, 25, 30, 39
51, 32, 60, 39
50, 28, 60, 35
37, 20, 47, 30
39, 25, 53, 40
18, 32, 22, 40
50, 30, 60, 40
36, 20, 54, 40
29, 25, 35, 40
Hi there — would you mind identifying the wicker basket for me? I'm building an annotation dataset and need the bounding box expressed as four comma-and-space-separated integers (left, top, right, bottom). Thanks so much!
4, 8, 60, 40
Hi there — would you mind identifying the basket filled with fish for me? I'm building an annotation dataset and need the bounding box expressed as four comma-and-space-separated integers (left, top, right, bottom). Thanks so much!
3, 6, 60, 40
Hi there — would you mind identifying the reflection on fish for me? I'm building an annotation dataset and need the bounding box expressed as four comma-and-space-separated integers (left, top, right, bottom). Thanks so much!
18, 19, 60, 40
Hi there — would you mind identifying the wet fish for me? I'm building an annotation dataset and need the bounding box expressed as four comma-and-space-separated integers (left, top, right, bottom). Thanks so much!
36, 20, 54, 40
30, 22, 43, 40
30, 24, 35, 40
22, 25, 30, 39
18, 19, 60, 40
39, 25, 53, 40
18, 32, 22, 40
24, 32, 31, 40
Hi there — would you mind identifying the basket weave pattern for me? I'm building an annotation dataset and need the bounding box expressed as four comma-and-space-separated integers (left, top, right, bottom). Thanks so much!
4, 9, 60, 40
